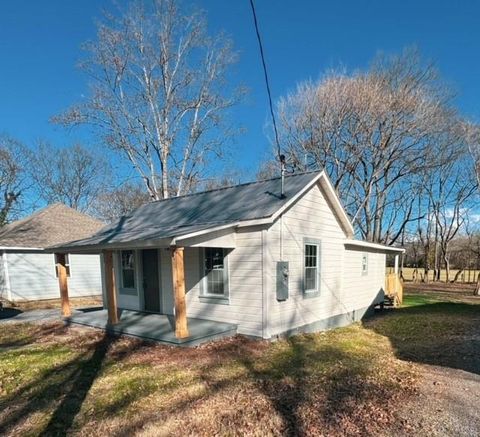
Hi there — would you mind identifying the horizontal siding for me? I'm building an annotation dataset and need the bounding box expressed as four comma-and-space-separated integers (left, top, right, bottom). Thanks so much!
267, 182, 371, 337
156, 229, 264, 337
8, 252, 102, 301
343, 248, 386, 310
68, 254, 102, 297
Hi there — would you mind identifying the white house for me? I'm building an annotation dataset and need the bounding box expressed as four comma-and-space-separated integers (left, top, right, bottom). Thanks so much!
51, 171, 403, 343
0, 203, 104, 302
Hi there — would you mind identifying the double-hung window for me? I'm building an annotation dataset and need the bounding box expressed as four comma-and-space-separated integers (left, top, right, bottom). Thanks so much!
121, 250, 136, 290
201, 247, 229, 303
304, 240, 320, 295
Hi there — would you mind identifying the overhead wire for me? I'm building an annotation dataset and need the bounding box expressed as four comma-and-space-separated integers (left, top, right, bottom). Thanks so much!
248, 0, 282, 161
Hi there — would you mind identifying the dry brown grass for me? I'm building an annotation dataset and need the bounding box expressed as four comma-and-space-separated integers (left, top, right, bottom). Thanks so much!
404, 281, 479, 303
0, 320, 417, 436
8, 296, 102, 311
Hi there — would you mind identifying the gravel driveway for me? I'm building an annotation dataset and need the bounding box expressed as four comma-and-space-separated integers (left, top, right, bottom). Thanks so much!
394, 364, 480, 436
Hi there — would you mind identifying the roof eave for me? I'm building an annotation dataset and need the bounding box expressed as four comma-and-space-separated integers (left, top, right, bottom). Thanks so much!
344, 239, 405, 253
0, 246, 45, 251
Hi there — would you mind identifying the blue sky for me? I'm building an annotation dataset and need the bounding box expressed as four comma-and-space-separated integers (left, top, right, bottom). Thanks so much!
1, 0, 480, 181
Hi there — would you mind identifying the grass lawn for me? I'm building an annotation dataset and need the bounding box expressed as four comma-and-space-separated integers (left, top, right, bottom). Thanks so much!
0, 289, 478, 436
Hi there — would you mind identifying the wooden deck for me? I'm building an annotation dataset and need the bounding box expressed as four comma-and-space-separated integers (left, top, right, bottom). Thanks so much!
68, 308, 237, 347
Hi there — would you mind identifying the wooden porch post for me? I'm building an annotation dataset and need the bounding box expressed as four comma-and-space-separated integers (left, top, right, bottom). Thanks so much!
56, 253, 71, 317
103, 250, 119, 325
394, 254, 399, 276
171, 246, 189, 339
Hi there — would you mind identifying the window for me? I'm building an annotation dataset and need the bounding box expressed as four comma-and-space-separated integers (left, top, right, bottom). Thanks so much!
121, 250, 136, 289
304, 242, 320, 294
55, 253, 71, 278
362, 253, 368, 275
202, 248, 229, 301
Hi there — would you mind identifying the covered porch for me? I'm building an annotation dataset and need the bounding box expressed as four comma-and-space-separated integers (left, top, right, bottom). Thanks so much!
53, 222, 238, 344
69, 308, 237, 347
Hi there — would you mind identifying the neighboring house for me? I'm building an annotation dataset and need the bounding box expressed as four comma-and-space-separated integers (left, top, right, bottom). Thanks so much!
0, 204, 104, 301
53, 171, 403, 340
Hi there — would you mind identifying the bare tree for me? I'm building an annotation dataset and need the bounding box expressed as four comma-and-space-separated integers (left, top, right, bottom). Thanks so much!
28, 142, 108, 211
276, 49, 467, 244
92, 182, 150, 223
428, 158, 477, 282
0, 135, 28, 226
54, 0, 242, 200
256, 160, 279, 180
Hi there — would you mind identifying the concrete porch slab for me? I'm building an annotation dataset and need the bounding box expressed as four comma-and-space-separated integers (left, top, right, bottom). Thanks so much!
68, 308, 237, 347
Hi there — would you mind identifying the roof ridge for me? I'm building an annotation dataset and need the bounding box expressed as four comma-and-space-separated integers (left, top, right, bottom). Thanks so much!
150, 170, 322, 204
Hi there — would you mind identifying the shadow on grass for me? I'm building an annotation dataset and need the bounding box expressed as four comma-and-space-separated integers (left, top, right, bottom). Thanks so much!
42, 334, 114, 435
0, 330, 148, 436
238, 335, 393, 436
365, 300, 480, 375
110, 335, 393, 436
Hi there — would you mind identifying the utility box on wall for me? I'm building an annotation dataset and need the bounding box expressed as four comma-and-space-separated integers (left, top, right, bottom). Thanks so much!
276, 261, 289, 301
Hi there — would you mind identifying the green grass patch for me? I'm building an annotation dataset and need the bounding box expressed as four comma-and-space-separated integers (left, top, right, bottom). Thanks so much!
403, 293, 442, 307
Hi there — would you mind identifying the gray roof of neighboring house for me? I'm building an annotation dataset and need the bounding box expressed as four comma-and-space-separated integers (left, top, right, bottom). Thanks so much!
53, 171, 322, 250
0, 203, 104, 249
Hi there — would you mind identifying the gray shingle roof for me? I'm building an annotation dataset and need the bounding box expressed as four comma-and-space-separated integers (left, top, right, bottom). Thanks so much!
0, 203, 104, 249
57, 171, 321, 249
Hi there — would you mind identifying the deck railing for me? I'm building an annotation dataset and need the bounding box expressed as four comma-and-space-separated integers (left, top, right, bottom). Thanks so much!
385, 273, 403, 306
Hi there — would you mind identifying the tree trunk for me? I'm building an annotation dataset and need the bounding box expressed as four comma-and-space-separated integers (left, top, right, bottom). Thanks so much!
474, 272, 480, 296
451, 269, 463, 283
444, 256, 450, 283
423, 266, 429, 283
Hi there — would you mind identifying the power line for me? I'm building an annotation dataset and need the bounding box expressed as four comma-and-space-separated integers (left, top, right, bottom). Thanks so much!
248, 0, 282, 161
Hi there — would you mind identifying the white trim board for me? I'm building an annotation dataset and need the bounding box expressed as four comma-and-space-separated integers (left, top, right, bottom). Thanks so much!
344, 239, 405, 253
1, 251, 12, 301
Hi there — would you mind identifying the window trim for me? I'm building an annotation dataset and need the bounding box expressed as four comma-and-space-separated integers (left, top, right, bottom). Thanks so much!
361, 252, 368, 276
199, 247, 230, 305
303, 238, 321, 298
119, 250, 138, 295
54, 253, 71, 278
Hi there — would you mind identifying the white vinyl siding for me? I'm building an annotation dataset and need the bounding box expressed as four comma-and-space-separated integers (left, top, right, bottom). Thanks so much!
156, 228, 264, 337
7, 252, 102, 301
343, 248, 386, 309
267, 182, 348, 337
